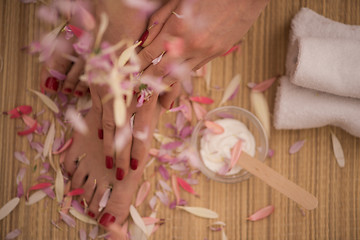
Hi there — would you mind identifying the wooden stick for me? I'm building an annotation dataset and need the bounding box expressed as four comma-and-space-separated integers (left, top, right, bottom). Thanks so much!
236, 152, 318, 210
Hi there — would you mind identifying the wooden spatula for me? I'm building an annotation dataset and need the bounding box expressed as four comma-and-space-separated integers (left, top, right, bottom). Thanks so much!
236, 152, 318, 210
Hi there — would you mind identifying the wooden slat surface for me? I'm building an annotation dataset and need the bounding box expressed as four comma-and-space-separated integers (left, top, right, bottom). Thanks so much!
1, 0, 359, 239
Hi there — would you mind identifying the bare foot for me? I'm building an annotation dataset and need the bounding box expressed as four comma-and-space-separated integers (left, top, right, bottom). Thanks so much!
63, 96, 161, 226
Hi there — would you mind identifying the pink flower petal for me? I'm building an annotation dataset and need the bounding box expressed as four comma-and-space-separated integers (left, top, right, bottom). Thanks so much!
68, 24, 84, 38
14, 151, 30, 165
268, 149, 274, 158
29, 182, 52, 191
21, 115, 37, 128
204, 121, 224, 134
247, 205, 275, 221
17, 122, 37, 136
289, 140, 306, 154
158, 165, 170, 180
135, 181, 151, 207
155, 191, 169, 206
42, 187, 55, 199
230, 139, 243, 169
53, 138, 73, 155
89, 226, 98, 240
149, 196, 157, 210
48, 69, 66, 81
59, 211, 76, 228
252, 76, 278, 93
177, 177, 199, 197
17, 182, 24, 198
79, 229, 87, 240
189, 96, 214, 104
67, 188, 85, 197
192, 102, 207, 120
16, 168, 26, 184
179, 96, 192, 122
71, 200, 85, 214
65, 108, 88, 135
179, 126, 193, 139
158, 179, 172, 192
8, 105, 32, 118
167, 104, 186, 113
98, 188, 111, 212
5, 229, 21, 240
162, 141, 183, 150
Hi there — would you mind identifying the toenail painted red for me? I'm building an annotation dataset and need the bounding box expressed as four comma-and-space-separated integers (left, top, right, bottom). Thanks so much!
99, 213, 116, 227
105, 156, 113, 169
63, 88, 72, 93
130, 158, 138, 170
45, 77, 59, 91
80, 200, 85, 207
98, 129, 104, 140
87, 211, 95, 218
170, 82, 175, 87
138, 30, 149, 47
74, 90, 83, 97
169, 101, 174, 110
116, 168, 124, 181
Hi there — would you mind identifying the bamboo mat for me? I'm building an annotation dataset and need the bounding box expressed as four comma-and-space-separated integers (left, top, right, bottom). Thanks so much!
1, 0, 360, 239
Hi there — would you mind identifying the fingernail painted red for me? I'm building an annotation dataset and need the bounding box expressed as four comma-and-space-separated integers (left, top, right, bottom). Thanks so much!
169, 101, 174, 110
130, 158, 138, 170
74, 90, 83, 97
98, 129, 104, 140
45, 77, 59, 91
138, 30, 149, 47
99, 213, 116, 227
87, 211, 95, 218
116, 168, 124, 181
105, 156, 113, 169
63, 88, 72, 93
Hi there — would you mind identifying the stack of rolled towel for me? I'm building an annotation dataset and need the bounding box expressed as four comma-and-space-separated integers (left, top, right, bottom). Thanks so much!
274, 8, 360, 138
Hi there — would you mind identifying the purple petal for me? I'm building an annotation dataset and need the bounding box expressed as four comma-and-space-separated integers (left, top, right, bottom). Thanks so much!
89, 226, 98, 240
17, 182, 24, 198
169, 200, 177, 209
162, 141, 183, 150
289, 140, 306, 154
79, 229, 87, 240
155, 191, 169, 206
268, 149, 275, 158
40, 162, 50, 174
42, 187, 55, 199
14, 151, 30, 165
59, 212, 76, 228
149, 195, 157, 210
16, 168, 26, 184
179, 126, 193, 139
178, 199, 187, 206
158, 179, 172, 192
5, 229, 21, 239
158, 165, 170, 180
73, 32, 93, 55
30, 142, 44, 154
71, 200, 84, 214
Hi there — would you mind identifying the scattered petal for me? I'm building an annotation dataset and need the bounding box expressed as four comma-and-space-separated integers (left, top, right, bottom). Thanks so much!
17, 122, 37, 136
67, 188, 85, 197
55, 169, 64, 203
268, 149, 274, 158
29, 89, 59, 113
5, 229, 21, 240
42, 187, 55, 199
48, 69, 66, 81
158, 179, 172, 192
0, 197, 20, 221
8, 105, 32, 118
162, 141, 183, 150
129, 205, 149, 237
331, 133, 345, 168
99, 188, 111, 212
25, 190, 47, 205
149, 196, 157, 210
59, 211, 76, 228
192, 102, 207, 120
247, 205, 275, 221
21, 115, 37, 128
221, 228, 228, 240
17, 182, 24, 198
29, 182, 52, 191
65, 108, 88, 135
158, 165, 170, 180
204, 121, 224, 134
53, 138, 73, 155
219, 74, 241, 106
152, 52, 165, 65
189, 96, 214, 105
14, 151, 30, 165
69, 208, 97, 225
89, 225, 99, 240
230, 139, 243, 169
176, 206, 218, 219
43, 121, 55, 157
252, 76, 277, 92
177, 177, 199, 196
289, 140, 306, 154
135, 181, 151, 207
79, 229, 87, 240
250, 91, 270, 138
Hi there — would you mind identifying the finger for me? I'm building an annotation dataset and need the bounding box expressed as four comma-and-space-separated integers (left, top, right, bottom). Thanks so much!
62, 58, 85, 94
130, 95, 160, 172
141, 0, 181, 47
158, 79, 181, 109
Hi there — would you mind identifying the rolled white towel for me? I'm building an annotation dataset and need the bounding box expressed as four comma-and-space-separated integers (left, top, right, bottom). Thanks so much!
273, 76, 360, 138
286, 8, 360, 98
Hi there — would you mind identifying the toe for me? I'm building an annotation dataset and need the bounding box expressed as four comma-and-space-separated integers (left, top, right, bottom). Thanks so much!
62, 58, 85, 94
71, 159, 89, 189
73, 80, 89, 97
87, 183, 110, 220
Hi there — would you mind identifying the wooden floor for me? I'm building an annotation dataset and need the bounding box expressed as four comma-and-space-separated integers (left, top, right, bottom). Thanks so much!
1, 0, 360, 239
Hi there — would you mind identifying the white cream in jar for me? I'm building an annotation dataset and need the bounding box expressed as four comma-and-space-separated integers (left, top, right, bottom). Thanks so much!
200, 118, 256, 175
